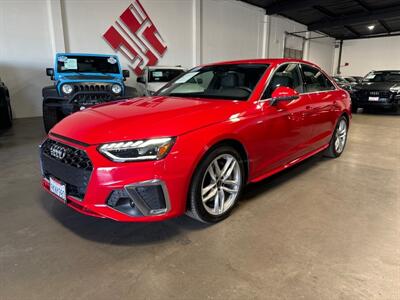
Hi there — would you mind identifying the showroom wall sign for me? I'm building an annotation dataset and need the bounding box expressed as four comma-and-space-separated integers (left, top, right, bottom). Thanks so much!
103, 1, 167, 76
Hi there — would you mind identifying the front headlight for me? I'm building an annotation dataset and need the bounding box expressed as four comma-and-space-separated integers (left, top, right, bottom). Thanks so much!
389, 86, 400, 93
99, 137, 175, 162
111, 84, 122, 94
62, 84, 73, 94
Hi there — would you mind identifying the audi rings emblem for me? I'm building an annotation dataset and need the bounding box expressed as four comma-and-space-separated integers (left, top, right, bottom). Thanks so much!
50, 144, 67, 160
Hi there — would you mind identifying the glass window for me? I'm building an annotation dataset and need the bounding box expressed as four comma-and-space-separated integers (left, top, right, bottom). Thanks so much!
57, 55, 120, 74
157, 64, 269, 101
362, 71, 400, 82
301, 64, 334, 92
148, 69, 185, 83
262, 63, 303, 99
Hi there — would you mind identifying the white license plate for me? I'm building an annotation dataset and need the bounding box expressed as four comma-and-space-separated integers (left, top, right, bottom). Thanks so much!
368, 96, 379, 101
50, 177, 66, 202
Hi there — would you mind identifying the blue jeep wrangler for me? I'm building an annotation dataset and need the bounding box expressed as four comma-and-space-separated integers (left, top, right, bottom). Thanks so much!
43, 53, 137, 132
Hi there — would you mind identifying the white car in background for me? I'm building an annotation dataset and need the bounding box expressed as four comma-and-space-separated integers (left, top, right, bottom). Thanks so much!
136, 66, 186, 96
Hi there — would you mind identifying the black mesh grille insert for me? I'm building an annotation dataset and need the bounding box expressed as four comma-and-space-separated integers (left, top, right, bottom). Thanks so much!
41, 139, 93, 199
135, 185, 166, 210
41, 139, 92, 171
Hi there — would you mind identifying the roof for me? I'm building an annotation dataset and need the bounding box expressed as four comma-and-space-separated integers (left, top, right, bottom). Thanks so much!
205, 58, 319, 66
242, 0, 400, 40
56, 53, 117, 57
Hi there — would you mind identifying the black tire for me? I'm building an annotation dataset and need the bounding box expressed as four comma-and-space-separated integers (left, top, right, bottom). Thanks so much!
351, 103, 358, 113
187, 146, 245, 223
324, 116, 348, 158
42, 102, 60, 133
0, 97, 12, 129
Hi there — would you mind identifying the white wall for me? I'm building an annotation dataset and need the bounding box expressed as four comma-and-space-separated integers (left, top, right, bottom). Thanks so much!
307, 32, 335, 75
265, 15, 335, 75
333, 36, 400, 77
0, 0, 336, 119
266, 15, 307, 58
201, 0, 265, 63
0, 0, 54, 118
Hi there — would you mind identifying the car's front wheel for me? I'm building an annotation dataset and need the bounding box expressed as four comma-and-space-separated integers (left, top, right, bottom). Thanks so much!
187, 146, 245, 223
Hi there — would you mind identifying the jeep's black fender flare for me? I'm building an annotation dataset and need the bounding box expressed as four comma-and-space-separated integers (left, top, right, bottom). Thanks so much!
124, 85, 139, 98
42, 85, 59, 101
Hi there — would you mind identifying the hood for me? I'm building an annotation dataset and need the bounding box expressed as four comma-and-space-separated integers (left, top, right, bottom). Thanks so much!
355, 81, 399, 91
51, 96, 248, 144
56, 73, 123, 83
60, 75, 118, 81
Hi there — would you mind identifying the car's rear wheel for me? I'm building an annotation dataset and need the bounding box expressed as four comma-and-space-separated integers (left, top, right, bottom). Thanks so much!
324, 116, 348, 158
0, 97, 12, 129
187, 146, 245, 223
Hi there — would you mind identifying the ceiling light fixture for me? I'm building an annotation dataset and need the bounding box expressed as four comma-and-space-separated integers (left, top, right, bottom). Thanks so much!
367, 25, 375, 30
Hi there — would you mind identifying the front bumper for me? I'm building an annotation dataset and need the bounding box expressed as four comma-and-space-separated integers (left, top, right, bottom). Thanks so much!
352, 92, 400, 109
40, 135, 187, 222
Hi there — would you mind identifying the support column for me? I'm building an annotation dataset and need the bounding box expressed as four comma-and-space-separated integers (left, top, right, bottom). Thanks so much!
46, 0, 66, 54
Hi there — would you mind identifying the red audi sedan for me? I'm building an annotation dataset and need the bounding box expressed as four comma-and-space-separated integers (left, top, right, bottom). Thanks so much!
40, 59, 351, 223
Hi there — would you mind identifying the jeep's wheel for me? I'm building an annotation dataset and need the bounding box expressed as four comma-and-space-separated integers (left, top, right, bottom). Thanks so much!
0, 97, 12, 129
43, 102, 60, 133
187, 146, 245, 223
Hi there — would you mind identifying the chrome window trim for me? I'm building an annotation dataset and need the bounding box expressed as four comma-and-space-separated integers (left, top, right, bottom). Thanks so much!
258, 61, 338, 103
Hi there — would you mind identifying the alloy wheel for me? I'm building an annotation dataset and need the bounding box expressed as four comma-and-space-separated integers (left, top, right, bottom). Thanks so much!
334, 119, 347, 154
201, 154, 242, 216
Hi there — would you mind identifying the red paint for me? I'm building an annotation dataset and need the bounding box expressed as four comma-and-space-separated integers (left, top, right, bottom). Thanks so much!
43, 59, 351, 222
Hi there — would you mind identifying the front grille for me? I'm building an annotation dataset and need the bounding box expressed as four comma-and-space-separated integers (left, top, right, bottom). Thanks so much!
73, 83, 112, 93
41, 139, 92, 170
41, 139, 93, 199
356, 90, 392, 100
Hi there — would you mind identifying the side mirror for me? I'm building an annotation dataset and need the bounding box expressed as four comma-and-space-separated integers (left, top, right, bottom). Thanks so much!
46, 68, 54, 78
270, 86, 299, 106
122, 69, 130, 80
137, 76, 145, 84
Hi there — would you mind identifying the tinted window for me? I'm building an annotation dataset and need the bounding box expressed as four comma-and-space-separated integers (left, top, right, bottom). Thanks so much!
158, 64, 269, 100
148, 69, 185, 83
301, 64, 334, 92
262, 63, 303, 99
57, 55, 120, 74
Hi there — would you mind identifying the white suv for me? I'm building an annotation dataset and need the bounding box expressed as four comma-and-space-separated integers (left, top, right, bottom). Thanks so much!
136, 66, 186, 96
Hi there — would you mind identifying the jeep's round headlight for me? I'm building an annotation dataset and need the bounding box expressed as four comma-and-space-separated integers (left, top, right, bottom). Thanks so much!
99, 137, 175, 162
62, 84, 73, 94
111, 84, 122, 94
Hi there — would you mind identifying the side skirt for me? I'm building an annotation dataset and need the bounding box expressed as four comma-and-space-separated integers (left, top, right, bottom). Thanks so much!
249, 144, 329, 183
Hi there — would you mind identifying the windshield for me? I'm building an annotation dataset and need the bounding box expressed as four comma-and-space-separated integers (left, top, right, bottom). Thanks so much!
363, 71, 400, 82
57, 55, 120, 74
149, 69, 185, 83
157, 64, 269, 100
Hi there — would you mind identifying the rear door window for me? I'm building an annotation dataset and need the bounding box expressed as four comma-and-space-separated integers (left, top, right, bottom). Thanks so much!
301, 64, 335, 93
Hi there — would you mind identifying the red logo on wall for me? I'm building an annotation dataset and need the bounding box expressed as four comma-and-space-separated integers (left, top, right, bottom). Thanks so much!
103, 1, 167, 76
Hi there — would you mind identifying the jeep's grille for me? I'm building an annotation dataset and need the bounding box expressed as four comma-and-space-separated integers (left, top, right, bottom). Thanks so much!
41, 139, 92, 171
73, 83, 112, 92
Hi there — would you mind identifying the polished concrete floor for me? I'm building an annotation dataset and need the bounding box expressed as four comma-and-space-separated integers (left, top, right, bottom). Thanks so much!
0, 112, 399, 300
